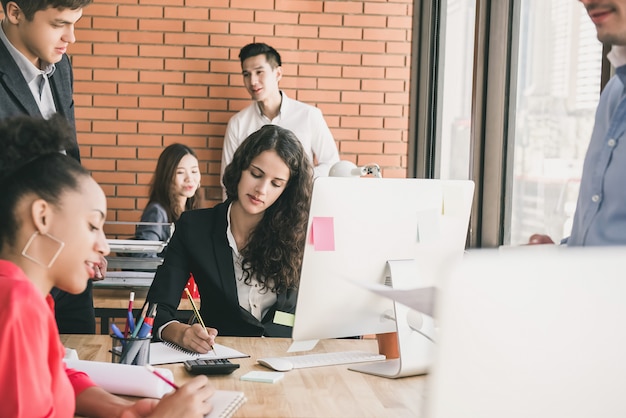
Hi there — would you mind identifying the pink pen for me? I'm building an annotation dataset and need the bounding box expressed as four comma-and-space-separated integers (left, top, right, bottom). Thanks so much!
123, 291, 135, 338
145, 365, 179, 389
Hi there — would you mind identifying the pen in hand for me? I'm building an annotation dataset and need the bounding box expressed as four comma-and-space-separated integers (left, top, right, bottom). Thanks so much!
184, 288, 216, 355
145, 364, 179, 390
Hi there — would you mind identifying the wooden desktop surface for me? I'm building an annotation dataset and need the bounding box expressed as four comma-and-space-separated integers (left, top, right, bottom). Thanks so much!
60, 334, 425, 418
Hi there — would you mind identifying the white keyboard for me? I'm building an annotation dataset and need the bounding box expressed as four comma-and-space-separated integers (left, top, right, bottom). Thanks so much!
257, 351, 386, 371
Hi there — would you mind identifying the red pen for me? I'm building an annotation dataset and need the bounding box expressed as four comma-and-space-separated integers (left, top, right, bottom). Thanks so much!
124, 291, 135, 338
145, 364, 179, 389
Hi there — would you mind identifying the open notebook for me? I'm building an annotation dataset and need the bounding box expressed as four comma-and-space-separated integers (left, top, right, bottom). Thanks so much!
207, 390, 246, 418
149, 341, 249, 365
65, 359, 245, 417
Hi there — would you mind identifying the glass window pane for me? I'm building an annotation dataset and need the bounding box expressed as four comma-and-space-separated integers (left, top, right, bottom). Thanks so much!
507, 0, 602, 245
439, 0, 476, 180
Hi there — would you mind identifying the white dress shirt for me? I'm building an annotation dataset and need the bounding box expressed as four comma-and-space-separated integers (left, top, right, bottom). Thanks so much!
221, 91, 339, 188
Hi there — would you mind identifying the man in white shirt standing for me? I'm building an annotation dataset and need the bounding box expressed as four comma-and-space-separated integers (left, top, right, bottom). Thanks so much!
221, 42, 339, 193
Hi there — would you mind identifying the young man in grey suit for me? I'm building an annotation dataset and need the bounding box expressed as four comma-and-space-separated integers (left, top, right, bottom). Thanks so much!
0, 0, 104, 333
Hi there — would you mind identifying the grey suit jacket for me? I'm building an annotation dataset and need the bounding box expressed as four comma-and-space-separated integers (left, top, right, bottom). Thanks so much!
0, 40, 80, 162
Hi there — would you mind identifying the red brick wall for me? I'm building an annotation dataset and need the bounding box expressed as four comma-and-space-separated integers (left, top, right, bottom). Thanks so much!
6, 1, 414, 231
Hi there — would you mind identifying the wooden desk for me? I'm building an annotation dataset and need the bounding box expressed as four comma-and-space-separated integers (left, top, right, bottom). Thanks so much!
60, 335, 425, 417
92, 288, 193, 335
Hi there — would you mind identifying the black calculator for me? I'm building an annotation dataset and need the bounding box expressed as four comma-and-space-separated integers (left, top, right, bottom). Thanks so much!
183, 358, 240, 375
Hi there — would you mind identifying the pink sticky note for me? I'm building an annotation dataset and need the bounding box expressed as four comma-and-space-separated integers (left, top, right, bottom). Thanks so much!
309, 217, 335, 251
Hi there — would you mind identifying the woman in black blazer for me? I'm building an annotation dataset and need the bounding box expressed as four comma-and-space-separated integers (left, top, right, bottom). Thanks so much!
147, 125, 313, 353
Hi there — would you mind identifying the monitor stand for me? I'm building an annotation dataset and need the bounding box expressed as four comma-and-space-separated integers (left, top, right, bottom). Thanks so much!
349, 259, 435, 378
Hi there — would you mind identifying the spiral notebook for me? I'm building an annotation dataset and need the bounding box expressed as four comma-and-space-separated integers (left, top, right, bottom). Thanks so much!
207, 390, 246, 418
149, 341, 249, 365
65, 359, 245, 417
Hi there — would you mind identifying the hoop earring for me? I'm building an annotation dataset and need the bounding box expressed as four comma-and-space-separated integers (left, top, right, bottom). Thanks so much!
21, 231, 65, 268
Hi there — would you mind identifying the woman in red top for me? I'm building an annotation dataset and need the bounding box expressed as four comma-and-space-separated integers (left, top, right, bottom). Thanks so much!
0, 115, 215, 417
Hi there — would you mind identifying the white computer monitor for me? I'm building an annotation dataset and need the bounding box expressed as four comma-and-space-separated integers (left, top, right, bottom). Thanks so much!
291, 177, 474, 377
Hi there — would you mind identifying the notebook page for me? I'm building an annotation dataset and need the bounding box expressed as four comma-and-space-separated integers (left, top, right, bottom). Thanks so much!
149, 342, 249, 365
206, 390, 246, 418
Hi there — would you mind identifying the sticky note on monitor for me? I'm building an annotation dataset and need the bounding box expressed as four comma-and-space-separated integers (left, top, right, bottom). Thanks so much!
416, 209, 440, 243
309, 217, 335, 251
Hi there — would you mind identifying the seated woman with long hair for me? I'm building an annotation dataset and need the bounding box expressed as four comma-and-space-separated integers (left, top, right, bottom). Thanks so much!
147, 124, 313, 353
133, 143, 202, 257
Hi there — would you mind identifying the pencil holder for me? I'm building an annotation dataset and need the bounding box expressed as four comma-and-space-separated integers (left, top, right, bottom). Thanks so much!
111, 334, 151, 366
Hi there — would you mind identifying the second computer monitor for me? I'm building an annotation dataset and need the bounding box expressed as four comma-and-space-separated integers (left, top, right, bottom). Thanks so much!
292, 177, 475, 343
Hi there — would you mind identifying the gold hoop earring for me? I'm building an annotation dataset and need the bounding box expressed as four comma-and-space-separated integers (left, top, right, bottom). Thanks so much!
21, 231, 65, 268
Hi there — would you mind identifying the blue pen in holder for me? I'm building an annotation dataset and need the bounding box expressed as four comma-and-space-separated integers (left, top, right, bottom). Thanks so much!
110, 334, 151, 365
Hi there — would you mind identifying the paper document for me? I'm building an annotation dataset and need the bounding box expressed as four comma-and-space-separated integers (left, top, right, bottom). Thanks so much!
348, 281, 437, 317
65, 359, 174, 398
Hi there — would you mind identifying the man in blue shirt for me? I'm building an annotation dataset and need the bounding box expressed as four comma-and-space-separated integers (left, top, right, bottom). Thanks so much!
530, 0, 626, 246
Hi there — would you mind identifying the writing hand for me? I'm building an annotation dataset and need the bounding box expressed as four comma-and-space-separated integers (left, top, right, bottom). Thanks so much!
120, 376, 214, 418
182, 323, 218, 354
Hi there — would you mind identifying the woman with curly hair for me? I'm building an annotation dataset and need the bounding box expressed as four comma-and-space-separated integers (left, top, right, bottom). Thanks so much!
146, 124, 313, 352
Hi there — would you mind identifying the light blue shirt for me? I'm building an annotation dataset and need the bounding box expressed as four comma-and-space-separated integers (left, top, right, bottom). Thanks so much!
567, 64, 626, 245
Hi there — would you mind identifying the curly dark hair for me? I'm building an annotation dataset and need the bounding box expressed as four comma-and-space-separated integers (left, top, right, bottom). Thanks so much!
223, 125, 313, 293
1, 0, 93, 20
0, 114, 89, 252
147, 143, 202, 222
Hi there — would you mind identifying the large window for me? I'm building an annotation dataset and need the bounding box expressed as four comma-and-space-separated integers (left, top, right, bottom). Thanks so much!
507, 0, 602, 244
412, 0, 604, 247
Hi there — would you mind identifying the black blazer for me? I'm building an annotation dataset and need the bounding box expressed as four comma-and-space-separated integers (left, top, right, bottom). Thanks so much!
147, 202, 298, 337
0, 37, 94, 334
0, 40, 80, 161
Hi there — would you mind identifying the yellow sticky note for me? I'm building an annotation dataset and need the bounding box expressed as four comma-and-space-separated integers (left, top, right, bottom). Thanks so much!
273, 311, 295, 327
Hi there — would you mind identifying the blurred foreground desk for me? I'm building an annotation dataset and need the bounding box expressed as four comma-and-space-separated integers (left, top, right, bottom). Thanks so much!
60, 335, 425, 418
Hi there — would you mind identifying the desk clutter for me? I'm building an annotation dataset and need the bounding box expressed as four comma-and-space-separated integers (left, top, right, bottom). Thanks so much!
61, 335, 420, 417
